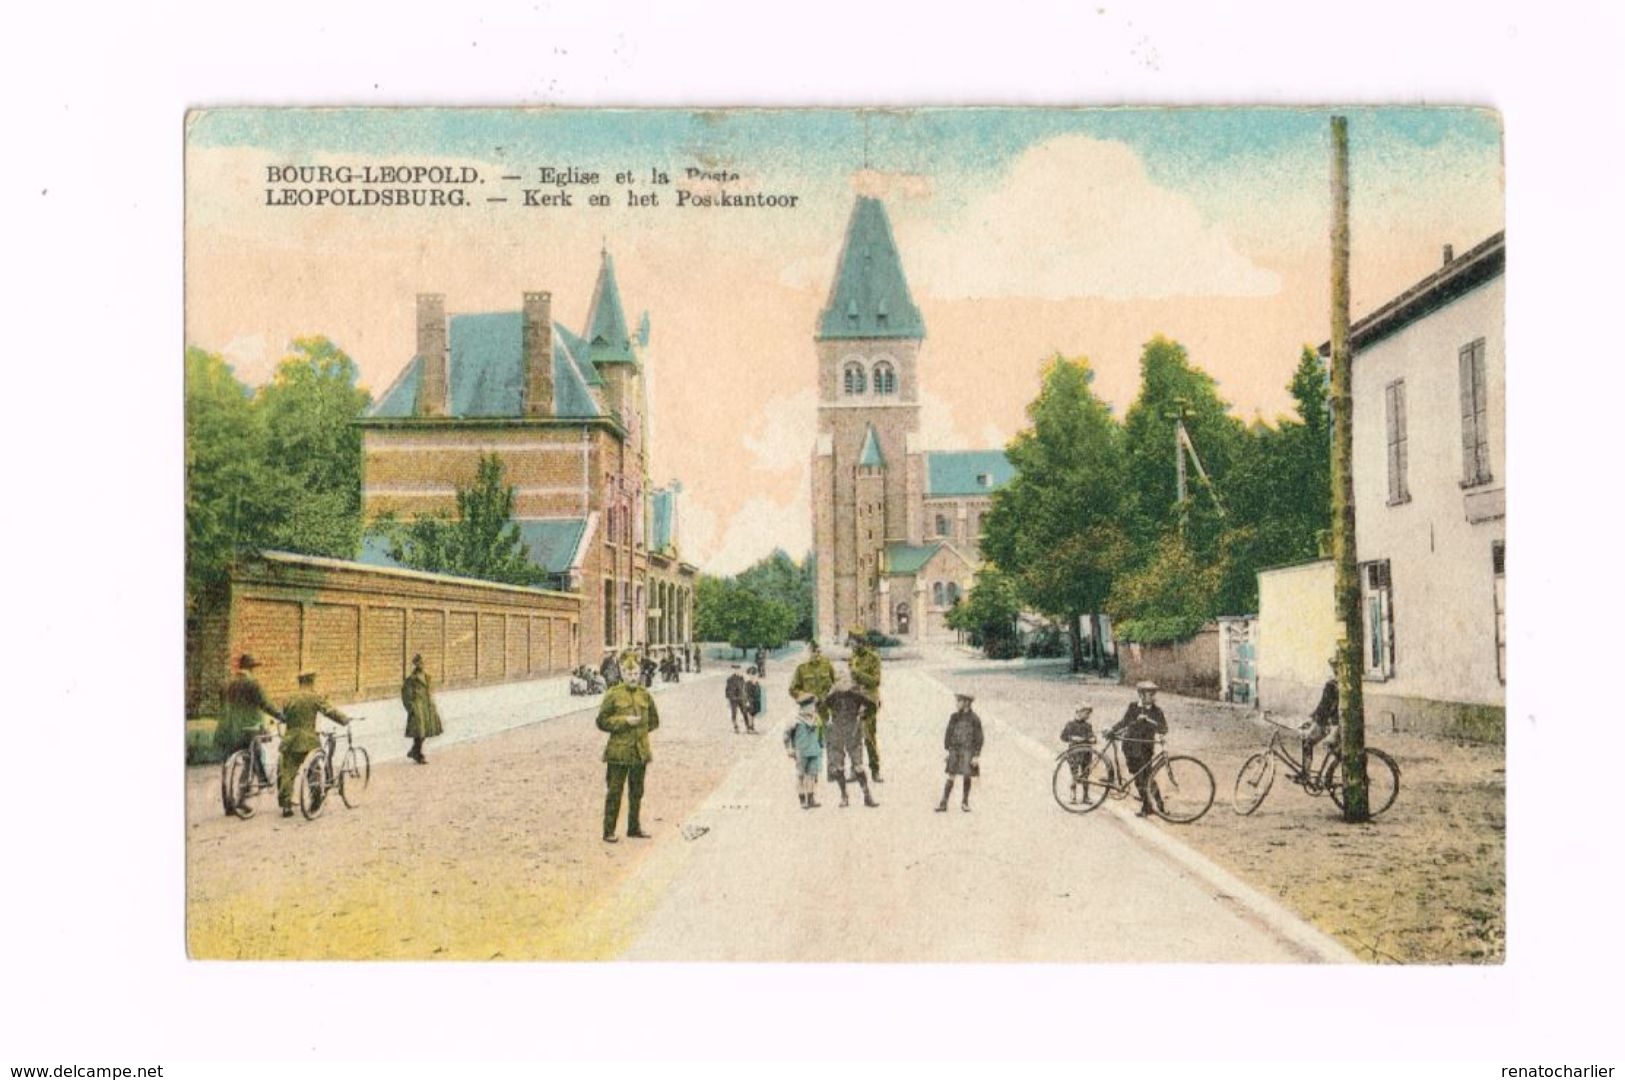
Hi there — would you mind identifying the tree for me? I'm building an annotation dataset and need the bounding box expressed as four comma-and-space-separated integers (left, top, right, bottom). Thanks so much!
946, 568, 1023, 658
184, 347, 264, 609
735, 549, 815, 641
981, 355, 1130, 671
377, 454, 548, 588
1106, 531, 1222, 644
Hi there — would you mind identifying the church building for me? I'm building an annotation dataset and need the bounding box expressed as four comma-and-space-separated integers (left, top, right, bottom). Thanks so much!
811, 197, 1014, 644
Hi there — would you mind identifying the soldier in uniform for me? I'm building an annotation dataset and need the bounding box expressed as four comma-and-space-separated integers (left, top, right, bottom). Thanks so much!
401, 654, 443, 765
1110, 681, 1169, 817
598, 649, 660, 843
277, 670, 355, 818
937, 693, 984, 812
848, 628, 884, 783
212, 654, 284, 770
787, 641, 835, 733
823, 673, 879, 808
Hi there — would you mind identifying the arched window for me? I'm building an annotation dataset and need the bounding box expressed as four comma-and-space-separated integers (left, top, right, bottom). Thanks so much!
873, 360, 897, 395
935, 514, 949, 537
932, 581, 945, 606
843, 361, 867, 395
947, 582, 961, 605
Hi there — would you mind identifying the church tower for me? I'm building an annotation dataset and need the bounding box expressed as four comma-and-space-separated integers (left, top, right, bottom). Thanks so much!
811, 196, 926, 644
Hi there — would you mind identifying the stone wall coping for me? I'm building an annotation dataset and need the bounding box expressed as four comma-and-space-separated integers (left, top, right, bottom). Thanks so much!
247, 549, 578, 603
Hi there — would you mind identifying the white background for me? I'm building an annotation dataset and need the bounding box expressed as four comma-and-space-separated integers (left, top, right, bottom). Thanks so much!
3, 0, 1622, 1067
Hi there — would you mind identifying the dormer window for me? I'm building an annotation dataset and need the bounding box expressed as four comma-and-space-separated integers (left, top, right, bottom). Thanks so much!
846, 298, 859, 322
873, 361, 896, 395
977, 473, 992, 488
843, 362, 867, 395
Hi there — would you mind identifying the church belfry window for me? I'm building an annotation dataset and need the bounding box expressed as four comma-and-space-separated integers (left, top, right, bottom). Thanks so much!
844, 362, 867, 395
873, 360, 896, 395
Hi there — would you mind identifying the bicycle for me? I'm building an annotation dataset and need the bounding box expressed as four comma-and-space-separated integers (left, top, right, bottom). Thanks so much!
1231, 713, 1399, 817
220, 728, 280, 820
294, 724, 372, 820
1051, 730, 1216, 824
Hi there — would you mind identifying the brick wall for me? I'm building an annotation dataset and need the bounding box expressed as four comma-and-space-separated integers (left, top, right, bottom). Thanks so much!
1118, 624, 1223, 701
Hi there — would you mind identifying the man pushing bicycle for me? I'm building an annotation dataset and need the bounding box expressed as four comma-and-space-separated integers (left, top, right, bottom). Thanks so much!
1110, 682, 1168, 817
278, 670, 355, 819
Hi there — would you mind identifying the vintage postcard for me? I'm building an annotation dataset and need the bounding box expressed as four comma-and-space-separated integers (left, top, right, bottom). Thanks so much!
183, 106, 1504, 963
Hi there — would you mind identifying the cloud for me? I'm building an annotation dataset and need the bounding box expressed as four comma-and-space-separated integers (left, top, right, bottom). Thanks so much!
741, 389, 818, 474
919, 389, 971, 451
703, 494, 812, 576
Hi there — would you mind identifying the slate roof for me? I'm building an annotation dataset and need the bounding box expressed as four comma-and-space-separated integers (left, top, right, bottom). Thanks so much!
368, 313, 602, 419
925, 450, 1015, 497
583, 251, 637, 365
358, 518, 587, 577
883, 541, 943, 576
817, 196, 925, 341
857, 424, 886, 468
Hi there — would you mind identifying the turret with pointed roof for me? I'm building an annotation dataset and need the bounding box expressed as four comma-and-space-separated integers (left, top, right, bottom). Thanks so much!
817, 196, 925, 342
584, 247, 637, 366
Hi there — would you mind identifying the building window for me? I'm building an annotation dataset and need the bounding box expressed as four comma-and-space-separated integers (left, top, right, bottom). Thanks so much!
1361, 559, 1395, 680
873, 360, 896, 395
603, 579, 616, 647
947, 582, 961, 605
1385, 379, 1410, 505
935, 513, 949, 537
977, 473, 992, 488
932, 581, 945, 606
843, 362, 867, 396
1459, 338, 1492, 487
1493, 541, 1506, 685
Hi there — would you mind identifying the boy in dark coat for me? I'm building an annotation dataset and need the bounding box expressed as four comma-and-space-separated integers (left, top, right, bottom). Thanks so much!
725, 666, 753, 734
823, 675, 879, 808
937, 693, 984, 813
1111, 681, 1169, 816
1059, 704, 1097, 804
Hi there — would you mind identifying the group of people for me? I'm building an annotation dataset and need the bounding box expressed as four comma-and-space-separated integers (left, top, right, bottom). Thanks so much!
723, 664, 766, 734
600, 644, 699, 690
214, 651, 443, 819
780, 633, 895, 810
1059, 681, 1168, 816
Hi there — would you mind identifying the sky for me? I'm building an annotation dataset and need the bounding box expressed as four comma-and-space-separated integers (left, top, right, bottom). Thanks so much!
185, 107, 1503, 574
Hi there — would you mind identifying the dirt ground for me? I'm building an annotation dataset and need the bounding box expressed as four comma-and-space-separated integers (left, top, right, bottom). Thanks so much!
964, 658, 1506, 964
185, 675, 736, 961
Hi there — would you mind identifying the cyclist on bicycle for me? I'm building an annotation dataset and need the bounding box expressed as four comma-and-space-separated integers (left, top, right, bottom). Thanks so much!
1059, 704, 1097, 805
277, 669, 356, 818
1110, 682, 1168, 817
1299, 657, 1340, 780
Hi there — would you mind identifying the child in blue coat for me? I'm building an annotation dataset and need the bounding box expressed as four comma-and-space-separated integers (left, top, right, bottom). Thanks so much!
784, 696, 825, 809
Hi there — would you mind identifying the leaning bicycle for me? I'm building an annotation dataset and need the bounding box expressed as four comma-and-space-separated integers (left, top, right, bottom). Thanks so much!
1232, 714, 1399, 817
294, 724, 371, 820
1051, 730, 1216, 824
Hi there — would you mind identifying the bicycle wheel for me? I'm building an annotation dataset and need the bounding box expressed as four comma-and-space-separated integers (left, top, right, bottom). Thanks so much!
1326, 748, 1400, 818
221, 750, 255, 819
1150, 755, 1216, 823
1232, 752, 1276, 816
338, 746, 371, 808
296, 750, 329, 820
1051, 748, 1113, 814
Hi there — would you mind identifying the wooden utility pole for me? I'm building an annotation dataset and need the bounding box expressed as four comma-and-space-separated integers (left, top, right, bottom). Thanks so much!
1329, 115, 1370, 822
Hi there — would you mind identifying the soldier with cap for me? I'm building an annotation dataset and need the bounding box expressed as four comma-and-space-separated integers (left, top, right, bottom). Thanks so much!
598, 649, 660, 843
1110, 681, 1169, 816
937, 692, 984, 812
401, 654, 443, 765
823, 672, 879, 808
277, 670, 355, 818
212, 654, 284, 771
848, 627, 885, 783
788, 641, 835, 733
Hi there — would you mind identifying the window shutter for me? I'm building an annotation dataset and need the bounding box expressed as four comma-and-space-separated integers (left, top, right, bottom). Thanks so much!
1385, 382, 1399, 501
1459, 345, 1479, 484
1472, 340, 1490, 481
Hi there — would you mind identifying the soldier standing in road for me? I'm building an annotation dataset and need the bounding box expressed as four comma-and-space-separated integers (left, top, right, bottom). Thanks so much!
1111, 681, 1169, 817
277, 670, 355, 818
823, 673, 879, 808
937, 693, 984, 813
401, 654, 443, 765
725, 665, 754, 734
598, 650, 660, 843
788, 641, 835, 734
212, 654, 284, 771
849, 629, 884, 783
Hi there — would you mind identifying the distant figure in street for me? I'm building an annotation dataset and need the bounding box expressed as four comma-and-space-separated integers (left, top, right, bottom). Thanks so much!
212, 654, 284, 775
755, 646, 768, 677
640, 652, 657, 688
1300, 657, 1340, 777
823, 674, 878, 808
1111, 681, 1169, 817
745, 666, 765, 725
848, 628, 884, 782
783, 695, 825, 809
937, 693, 984, 812
1059, 704, 1097, 805
788, 641, 835, 734
278, 670, 354, 818
693, 644, 702, 673
598, 649, 660, 843
600, 651, 622, 688
401, 654, 443, 765
725, 666, 754, 734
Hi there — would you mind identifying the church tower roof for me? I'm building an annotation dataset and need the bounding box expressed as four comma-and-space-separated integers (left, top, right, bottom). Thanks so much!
583, 248, 637, 365
857, 423, 887, 469
816, 196, 925, 341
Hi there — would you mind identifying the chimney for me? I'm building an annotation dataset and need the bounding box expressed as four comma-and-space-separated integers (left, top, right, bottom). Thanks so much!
415, 293, 448, 417
523, 291, 554, 417
1442, 243, 1454, 266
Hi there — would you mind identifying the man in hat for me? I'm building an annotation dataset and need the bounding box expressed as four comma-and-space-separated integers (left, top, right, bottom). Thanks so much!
788, 641, 835, 732
725, 665, 753, 734
598, 649, 660, 842
600, 650, 622, 688
212, 654, 284, 769
938, 692, 984, 812
1059, 704, 1098, 804
848, 628, 885, 782
1300, 656, 1340, 779
277, 670, 355, 818
783, 695, 825, 809
1109, 681, 1169, 817
823, 672, 878, 808
401, 654, 443, 765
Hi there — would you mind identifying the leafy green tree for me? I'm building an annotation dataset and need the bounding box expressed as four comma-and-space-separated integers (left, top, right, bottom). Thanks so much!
184, 347, 265, 609
946, 568, 1023, 658
981, 355, 1130, 670
736, 549, 815, 641
1106, 532, 1221, 643
377, 454, 547, 588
